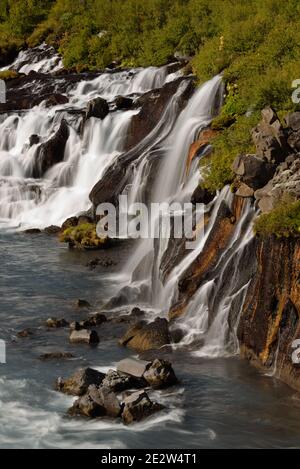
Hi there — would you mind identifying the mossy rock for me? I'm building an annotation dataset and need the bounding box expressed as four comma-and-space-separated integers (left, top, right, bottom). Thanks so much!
0, 70, 21, 81
254, 199, 300, 238
59, 223, 110, 249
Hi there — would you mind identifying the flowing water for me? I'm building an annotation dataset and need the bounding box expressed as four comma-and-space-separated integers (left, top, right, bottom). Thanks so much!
1, 49, 300, 448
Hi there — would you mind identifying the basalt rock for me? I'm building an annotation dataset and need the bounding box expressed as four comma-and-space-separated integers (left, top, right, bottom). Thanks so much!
232, 154, 276, 190
191, 186, 215, 205
101, 369, 144, 392
251, 107, 291, 163
114, 96, 133, 110
33, 119, 69, 178
143, 359, 178, 389
125, 77, 195, 151
39, 352, 74, 360
86, 97, 109, 120
44, 225, 61, 235
238, 236, 300, 392
55, 367, 105, 396
119, 318, 171, 352
122, 390, 164, 425
254, 154, 300, 212
69, 384, 121, 418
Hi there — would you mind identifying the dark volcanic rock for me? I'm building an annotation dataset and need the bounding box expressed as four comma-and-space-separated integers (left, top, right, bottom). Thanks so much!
114, 95, 133, 110
86, 97, 109, 120
44, 225, 61, 235
143, 359, 178, 389
33, 120, 69, 178
69, 385, 121, 418
122, 390, 164, 425
77, 299, 91, 308
232, 154, 276, 190
29, 134, 40, 147
39, 352, 74, 360
55, 367, 105, 396
44, 93, 69, 107
191, 186, 215, 205
251, 107, 291, 163
101, 369, 144, 392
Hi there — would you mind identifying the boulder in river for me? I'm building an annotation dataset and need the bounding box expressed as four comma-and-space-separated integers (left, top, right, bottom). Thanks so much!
116, 357, 148, 378
86, 97, 109, 120
69, 384, 121, 418
122, 390, 164, 425
77, 299, 91, 308
143, 359, 178, 389
44, 225, 61, 235
39, 352, 74, 360
119, 317, 171, 352
101, 369, 144, 392
55, 367, 105, 396
69, 329, 99, 344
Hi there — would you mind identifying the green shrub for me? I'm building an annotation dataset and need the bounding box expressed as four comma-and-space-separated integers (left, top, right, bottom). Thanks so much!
254, 200, 300, 238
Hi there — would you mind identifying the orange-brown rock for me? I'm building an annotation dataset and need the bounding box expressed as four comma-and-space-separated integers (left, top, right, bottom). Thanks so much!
238, 236, 300, 391
185, 128, 218, 175
169, 195, 246, 319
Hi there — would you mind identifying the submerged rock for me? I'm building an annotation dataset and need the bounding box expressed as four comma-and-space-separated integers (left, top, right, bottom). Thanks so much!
46, 317, 69, 328
122, 390, 164, 425
69, 329, 99, 344
55, 367, 105, 396
119, 317, 171, 352
17, 328, 34, 338
39, 352, 74, 360
77, 299, 91, 308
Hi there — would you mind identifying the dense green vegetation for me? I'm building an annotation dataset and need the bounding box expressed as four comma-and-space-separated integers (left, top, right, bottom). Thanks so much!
254, 199, 300, 238
1, 1, 300, 190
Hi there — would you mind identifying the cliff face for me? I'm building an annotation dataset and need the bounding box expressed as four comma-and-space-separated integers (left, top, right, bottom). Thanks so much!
238, 236, 300, 391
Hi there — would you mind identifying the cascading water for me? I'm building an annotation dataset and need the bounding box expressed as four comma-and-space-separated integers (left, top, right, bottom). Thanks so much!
0, 46, 256, 358
0, 51, 180, 230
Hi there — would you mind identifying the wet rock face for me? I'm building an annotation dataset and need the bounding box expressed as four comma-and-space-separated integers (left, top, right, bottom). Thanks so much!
125, 77, 195, 151
69, 329, 99, 344
32, 120, 69, 178
55, 368, 105, 396
238, 237, 300, 391
119, 318, 171, 352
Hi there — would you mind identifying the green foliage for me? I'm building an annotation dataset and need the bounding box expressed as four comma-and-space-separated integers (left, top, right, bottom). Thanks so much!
0, 70, 20, 80
254, 200, 300, 238
200, 113, 258, 192
60, 223, 109, 248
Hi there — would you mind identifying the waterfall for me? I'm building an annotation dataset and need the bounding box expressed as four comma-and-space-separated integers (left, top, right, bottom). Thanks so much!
0, 56, 179, 230
0, 49, 256, 358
